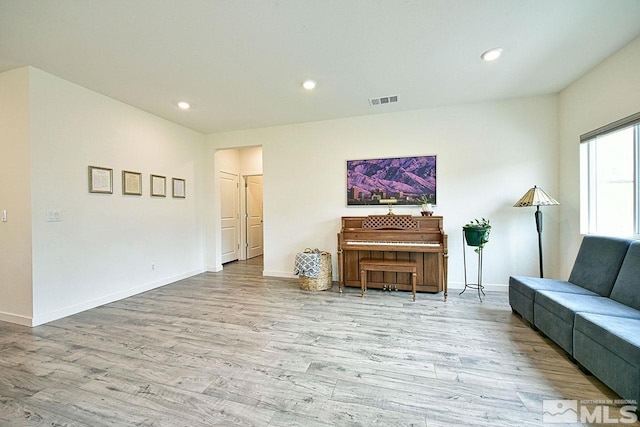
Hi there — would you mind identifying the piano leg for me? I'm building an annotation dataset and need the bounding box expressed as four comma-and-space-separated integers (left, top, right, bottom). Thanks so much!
412, 272, 416, 302
443, 252, 449, 302
337, 248, 344, 293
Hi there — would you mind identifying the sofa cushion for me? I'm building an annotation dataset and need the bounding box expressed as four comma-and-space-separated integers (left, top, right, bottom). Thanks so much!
610, 241, 640, 311
574, 313, 640, 403
509, 276, 598, 301
509, 276, 599, 324
534, 290, 640, 354
568, 235, 631, 296
575, 313, 640, 366
536, 291, 640, 323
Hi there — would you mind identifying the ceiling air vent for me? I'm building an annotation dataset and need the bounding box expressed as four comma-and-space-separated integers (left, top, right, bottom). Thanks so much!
369, 95, 399, 106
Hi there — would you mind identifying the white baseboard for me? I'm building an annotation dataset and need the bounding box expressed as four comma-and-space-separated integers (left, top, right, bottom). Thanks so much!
0, 311, 33, 327
448, 281, 508, 292
262, 270, 298, 279
30, 268, 205, 327
207, 264, 223, 272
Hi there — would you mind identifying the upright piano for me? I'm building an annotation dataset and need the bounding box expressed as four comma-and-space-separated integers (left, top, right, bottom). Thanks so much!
337, 215, 448, 298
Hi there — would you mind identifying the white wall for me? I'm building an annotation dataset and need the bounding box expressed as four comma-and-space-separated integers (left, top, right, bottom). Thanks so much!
240, 146, 263, 176
208, 95, 559, 288
558, 36, 640, 277
27, 67, 207, 325
0, 67, 33, 325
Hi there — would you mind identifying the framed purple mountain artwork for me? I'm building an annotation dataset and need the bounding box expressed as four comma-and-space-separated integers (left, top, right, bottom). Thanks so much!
346, 155, 436, 206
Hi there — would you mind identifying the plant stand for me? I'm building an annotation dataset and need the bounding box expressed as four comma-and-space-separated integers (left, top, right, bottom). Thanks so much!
460, 228, 485, 302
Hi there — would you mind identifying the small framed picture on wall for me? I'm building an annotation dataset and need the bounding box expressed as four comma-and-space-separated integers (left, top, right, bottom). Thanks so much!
88, 165, 113, 194
151, 174, 166, 197
172, 178, 186, 198
122, 170, 142, 195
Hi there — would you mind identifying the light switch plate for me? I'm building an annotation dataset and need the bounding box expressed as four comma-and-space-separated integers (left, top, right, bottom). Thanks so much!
46, 209, 62, 222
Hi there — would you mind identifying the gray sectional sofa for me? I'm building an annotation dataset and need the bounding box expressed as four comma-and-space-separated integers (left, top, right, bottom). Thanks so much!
509, 235, 640, 407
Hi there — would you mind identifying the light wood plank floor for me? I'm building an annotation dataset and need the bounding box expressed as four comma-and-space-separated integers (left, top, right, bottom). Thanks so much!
1, 257, 637, 426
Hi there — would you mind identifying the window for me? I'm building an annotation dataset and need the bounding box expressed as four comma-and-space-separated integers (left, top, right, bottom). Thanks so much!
580, 113, 640, 237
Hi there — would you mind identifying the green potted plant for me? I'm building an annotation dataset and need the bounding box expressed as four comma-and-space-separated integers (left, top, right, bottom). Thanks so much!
463, 218, 491, 252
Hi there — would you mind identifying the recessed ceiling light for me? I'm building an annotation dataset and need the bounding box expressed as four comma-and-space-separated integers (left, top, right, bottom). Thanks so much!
302, 80, 317, 90
481, 48, 503, 62
177, 101, 190, 110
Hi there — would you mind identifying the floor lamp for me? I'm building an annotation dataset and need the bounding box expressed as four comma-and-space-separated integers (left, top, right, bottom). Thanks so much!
514, 186, 559, 278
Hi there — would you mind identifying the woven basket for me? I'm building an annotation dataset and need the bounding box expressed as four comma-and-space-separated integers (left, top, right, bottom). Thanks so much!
299, 251, 332, 291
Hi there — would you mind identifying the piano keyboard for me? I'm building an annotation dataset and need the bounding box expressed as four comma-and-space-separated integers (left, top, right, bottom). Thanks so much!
345, 241, 441, 247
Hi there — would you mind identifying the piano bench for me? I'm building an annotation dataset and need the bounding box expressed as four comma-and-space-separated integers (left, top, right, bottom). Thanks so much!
359, 258, 417, 301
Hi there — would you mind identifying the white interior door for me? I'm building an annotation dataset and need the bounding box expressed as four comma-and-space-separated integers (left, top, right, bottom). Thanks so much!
246, 175, 263, 259
220, 171, 240, 264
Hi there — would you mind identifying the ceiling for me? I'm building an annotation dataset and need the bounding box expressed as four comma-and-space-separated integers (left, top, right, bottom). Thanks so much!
1, 0, 639, 135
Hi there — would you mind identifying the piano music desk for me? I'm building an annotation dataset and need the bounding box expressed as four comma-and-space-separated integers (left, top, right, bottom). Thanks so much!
359, 258, 417, 301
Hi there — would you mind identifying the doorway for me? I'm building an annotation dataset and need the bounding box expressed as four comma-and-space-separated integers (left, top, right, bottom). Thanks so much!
216, 146, 263, 267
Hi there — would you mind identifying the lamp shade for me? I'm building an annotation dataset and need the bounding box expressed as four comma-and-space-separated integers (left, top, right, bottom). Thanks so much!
513, 186, 559, 207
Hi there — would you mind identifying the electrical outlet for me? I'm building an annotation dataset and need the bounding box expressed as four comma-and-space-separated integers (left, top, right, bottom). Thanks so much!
151, 264, 155, 271
1, 210, 6, 222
